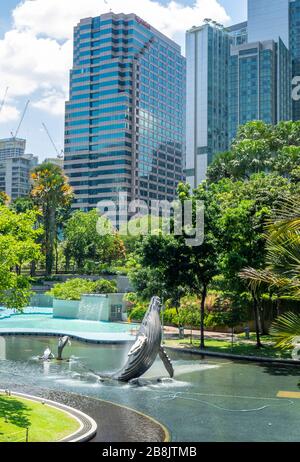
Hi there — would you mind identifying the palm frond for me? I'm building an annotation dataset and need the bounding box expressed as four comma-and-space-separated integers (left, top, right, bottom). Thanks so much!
270, 312, 300, 349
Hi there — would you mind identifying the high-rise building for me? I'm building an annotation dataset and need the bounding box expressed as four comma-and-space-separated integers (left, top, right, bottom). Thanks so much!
290, 0, 300, 120
65, 12, 186, 211
186, 1, 300, 187
248, 0, 300, 121
229, 38, 292, 142
185, 23, 230, 186
248, 0, 290, 47
227, 21, 248, 46
0, 138, 38, 201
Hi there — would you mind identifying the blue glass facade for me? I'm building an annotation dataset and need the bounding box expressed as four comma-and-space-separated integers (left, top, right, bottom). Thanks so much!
290, 0, 300, 120
65, 13, 185, 210
229, 39, 292, 142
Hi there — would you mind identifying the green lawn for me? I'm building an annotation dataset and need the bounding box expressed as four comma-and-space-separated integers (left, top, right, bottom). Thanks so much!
0, 395, 80, 442
165, 337, 292, 360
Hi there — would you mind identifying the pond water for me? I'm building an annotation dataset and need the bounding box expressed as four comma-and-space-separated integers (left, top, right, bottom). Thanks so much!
0, 336, 300, 442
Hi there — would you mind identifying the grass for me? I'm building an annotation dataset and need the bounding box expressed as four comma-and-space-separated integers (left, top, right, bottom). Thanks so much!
165, 336, 292, 360
0, 395, 80, 442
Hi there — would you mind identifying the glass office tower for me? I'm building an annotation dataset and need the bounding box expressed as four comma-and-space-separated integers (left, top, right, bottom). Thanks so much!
186, 23, 230, 187
65, 12, 185, 211
248, 0, 289, 47
290, 0, 300, 120
229, 39, 292, 142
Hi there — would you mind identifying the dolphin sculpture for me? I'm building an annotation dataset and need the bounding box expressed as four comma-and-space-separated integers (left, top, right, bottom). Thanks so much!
57, 336, 71, 360
110, 296, 174, 382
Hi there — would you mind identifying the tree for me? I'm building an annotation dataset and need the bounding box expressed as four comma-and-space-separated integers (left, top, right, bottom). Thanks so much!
207, 121, 300, 183
64, 209, 125, 272
11, 197, 35, 214
240, 196, 300, 347
207, 173, 300, 347
0, 205, 43, 310
31, 163, 73, 275
134, 183, 220, 349
0, 191, 9, 206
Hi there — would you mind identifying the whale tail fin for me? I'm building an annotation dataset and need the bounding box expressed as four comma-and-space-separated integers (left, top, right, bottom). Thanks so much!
159, 347, 174, 378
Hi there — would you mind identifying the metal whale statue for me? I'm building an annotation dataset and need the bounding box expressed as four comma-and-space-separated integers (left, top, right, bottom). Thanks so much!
41, 347, 55, 361
110, 296, 174, 382
57, 336, 71, 360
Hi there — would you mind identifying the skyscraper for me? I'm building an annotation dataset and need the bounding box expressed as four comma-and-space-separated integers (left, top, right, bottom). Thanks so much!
229, 38, 292, 142
0, 138, 38, 200
248, 0, 300, 121
186, 23, 230, 186
186, 1, 300, 187
248, 0, 290, 47
65, 12, 186, 211
290, 0, 300, 120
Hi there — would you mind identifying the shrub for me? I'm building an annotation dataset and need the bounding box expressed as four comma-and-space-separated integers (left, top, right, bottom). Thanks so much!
128, 302, 148, 322
46, 278, 94, 301
123, 292, 139, 311
163, 308, 179, 326
93, 279, 117, 294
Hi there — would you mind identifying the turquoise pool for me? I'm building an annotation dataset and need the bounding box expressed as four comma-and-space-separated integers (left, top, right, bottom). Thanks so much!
0, 308, 138, 342
1, 336, 300, 442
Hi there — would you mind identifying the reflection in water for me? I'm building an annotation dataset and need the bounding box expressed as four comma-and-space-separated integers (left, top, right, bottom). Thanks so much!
0, 336, 300, 442
0, 337, 5, 360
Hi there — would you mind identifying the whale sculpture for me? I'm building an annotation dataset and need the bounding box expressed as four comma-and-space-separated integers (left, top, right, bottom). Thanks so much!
41, 347, 54, 361
109, 296, 174, 382
57, 336, 71, 360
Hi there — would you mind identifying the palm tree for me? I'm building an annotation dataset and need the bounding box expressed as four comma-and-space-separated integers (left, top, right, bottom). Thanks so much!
0, 191, 10, 206
31, 163, 73, 275
240, 196, 300, 349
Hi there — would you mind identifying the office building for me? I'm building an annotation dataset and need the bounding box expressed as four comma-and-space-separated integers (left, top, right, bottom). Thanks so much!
229, 38, 292, 141
0, 138, 38, 201
248, 0, 300, 121
227, 21, 248, 46
248, 0, 290, 47
64, 12, 186, 211
185, 22, 230, 186
186, 1, 300, 186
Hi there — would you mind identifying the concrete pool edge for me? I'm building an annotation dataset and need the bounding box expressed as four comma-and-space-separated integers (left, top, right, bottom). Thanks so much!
0, 389, 98, 443
165, 346, 300, 366
2, 386, 170, 443
0, 329, 135, 344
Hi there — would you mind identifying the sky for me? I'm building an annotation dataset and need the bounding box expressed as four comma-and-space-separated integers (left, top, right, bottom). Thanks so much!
0, 0, 247, 161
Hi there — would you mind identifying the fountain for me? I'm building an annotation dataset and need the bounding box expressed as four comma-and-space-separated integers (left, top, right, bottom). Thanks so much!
100, 296, 174, 382
40, 336, 71, 361
57, 336, 71, 360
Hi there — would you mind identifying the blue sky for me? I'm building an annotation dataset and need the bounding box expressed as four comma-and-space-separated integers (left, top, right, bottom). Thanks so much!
0, 0, 248, 161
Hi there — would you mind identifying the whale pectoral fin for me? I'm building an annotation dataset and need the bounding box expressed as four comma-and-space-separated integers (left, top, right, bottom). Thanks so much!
159, 347, 174, 378
128, 335, 148, 357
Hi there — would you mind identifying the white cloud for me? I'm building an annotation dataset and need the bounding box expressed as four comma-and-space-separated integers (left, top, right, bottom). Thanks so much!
0, 104, 20, 124
32, 89, 67, 116
13, 0, 230, 41
0, 0, 230, 120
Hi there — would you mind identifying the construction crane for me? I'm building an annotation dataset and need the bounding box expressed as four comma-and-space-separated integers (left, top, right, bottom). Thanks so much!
42, 122, 64, 159
0, 87, 8, 115
11, 99, 30, 139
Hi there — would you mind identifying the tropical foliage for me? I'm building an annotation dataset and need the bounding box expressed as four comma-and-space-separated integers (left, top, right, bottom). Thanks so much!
46, 277, 117, 301
0, 205, 43, 309
31, 163, 73, 275
240, 195, 300, 350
